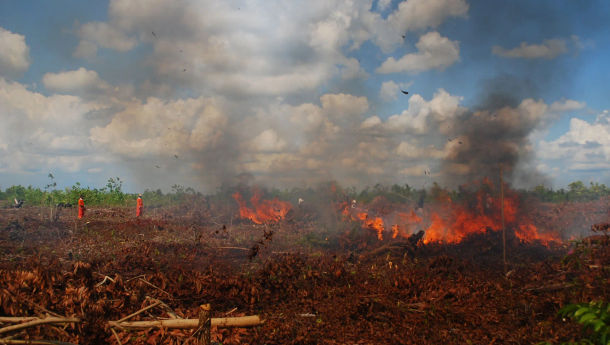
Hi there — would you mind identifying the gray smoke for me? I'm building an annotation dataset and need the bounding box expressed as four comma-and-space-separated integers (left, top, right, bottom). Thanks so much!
441, 76, 550, 187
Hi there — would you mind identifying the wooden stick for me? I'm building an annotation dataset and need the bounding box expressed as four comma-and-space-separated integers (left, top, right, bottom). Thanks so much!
115, 301, 161, 323
3, 290, 63, 318
126, 274, 146, 282
111, 327, 123, 345
525, 283, 576, 292
95, 275, 116, 287
358, 293, 389, 298
0, 317, 80, 335
111, 315, 262, 329
214, 247, 250, 251
0, 339, 78, 345
223, 307, 238, 316
146, 297, 180, 319
136, 278, 171, 296
0, 317, 37, 323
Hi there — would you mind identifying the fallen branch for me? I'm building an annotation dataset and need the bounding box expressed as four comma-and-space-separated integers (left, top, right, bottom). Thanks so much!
126, 274, 146, 282
0, 339, 78, 345
2, 291, 62, 318
146, 297, 180, 319
400, 302, 428, 312
135, 278, 171, 296
95, 275, 116, 287
358, 293, 389, 299
525, 282, 576, 292
109, 315, 263, 329
110, 327, 123, 345
223, 307, 237, 316
115, 301, 161, 323
297, 313, 316, 318
367, 241, 413, 257
0, 317, 37, 323
0, 317, 80, 335
214, 247, 250, 251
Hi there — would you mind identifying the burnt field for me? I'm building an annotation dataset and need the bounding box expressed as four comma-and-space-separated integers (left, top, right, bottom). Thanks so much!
0, 194, 609, 344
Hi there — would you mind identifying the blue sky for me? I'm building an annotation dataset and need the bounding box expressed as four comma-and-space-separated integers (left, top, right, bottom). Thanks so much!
0, 0, 608, 192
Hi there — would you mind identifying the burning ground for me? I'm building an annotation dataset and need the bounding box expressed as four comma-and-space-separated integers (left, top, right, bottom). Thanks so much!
0, 184, 608, 344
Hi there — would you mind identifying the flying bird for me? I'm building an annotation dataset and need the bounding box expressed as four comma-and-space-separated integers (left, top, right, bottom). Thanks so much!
152, 31, 157, 39
155, 165, 161, 168
400, 89, 409, 95
174, 154, 179, 159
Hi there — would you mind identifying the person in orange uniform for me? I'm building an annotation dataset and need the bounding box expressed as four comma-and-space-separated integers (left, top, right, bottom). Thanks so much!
136, 194, 143, 217
78, 195, 85, 219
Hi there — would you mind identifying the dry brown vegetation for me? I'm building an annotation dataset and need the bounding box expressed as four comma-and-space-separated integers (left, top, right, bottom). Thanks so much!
0, 196, 608, 344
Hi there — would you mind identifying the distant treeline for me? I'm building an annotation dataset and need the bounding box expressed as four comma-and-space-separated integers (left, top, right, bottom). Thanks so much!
264, 180, 610, 205
522, 181, 610, 203
0, 177, 203, 208
0, 178, 608, 208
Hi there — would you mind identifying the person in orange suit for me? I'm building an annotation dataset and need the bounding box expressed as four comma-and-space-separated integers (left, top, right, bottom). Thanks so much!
78, 195, 85, 219
136, 194, 143, 217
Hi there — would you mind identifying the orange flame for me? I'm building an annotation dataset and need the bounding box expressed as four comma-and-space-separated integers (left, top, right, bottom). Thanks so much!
422, 180, 561, 245
233, 191, 292, 224
341, 179, 561, 246
356, 212, 385, 240
343, 204, 425, 241
391, 225, 399, 239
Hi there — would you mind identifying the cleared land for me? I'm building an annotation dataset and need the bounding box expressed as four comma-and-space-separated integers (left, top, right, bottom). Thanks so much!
0, 195, 608, 344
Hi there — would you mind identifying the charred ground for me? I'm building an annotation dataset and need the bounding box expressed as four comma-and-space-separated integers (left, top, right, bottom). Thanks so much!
0, 192, 609, 344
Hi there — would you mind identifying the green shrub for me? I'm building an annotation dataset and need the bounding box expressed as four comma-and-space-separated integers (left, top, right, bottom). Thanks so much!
541, 301, 610, 345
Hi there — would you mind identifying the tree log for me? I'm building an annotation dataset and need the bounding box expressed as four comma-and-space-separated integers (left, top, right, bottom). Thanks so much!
1, 315, 262, 331
0, 339, 78, 345
0, 317, 80, 335
110, 315, 262, 329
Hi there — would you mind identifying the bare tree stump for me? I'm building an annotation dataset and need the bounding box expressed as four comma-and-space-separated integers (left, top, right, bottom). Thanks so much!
194, 304, 211, 345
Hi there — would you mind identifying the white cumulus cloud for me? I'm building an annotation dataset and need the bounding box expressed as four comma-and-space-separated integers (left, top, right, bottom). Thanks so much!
492, 38, 568, 59
377, 32, 460, 73
43, 68, 108, 93
74, 21, 137, 58
0, 27, 30, 77
250, 129, 287, 152
383, 89, 465, 133
387, 0, 469, 34
90, 96, 229, 158
0, 78, 107, 174
380, 80, 399, 102
549, 99, 586, 113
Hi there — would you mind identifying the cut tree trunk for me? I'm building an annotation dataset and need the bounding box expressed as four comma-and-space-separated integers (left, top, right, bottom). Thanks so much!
109, 315, 262, 329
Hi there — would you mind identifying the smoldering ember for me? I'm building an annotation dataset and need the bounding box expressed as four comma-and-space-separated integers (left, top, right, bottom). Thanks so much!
1, 1, 610, 344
